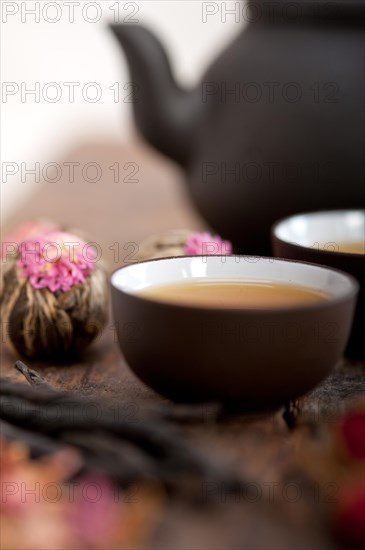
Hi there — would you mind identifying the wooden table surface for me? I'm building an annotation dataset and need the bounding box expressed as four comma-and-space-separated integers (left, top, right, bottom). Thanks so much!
1, 140, 364, 549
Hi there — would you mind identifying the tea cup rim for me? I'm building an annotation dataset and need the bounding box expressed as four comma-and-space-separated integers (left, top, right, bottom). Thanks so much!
110, 255, 359, 314
272, 209, 365, 258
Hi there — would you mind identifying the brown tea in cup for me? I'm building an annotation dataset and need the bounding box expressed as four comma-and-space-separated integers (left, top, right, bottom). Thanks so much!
137, 281, 330, 309
335, 242, 365, 254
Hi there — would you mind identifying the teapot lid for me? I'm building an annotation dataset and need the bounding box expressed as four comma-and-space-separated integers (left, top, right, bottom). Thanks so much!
248, 0, 365, 22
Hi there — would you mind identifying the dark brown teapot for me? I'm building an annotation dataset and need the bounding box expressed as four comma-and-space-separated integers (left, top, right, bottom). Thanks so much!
111, 1, 365, 254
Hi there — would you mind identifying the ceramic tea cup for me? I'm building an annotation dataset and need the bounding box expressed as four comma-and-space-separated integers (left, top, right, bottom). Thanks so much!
272, 210, 365, 358
111, 256, 358, 410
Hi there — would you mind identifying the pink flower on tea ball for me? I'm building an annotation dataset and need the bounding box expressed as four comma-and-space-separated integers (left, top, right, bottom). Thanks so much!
1, 219, 60, 260
184, 232, 232, 256
4, 219, 60, 242
17, 231, 97, 293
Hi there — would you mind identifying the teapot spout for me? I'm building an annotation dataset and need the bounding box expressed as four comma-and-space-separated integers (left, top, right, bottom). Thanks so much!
110, 24, 201, 166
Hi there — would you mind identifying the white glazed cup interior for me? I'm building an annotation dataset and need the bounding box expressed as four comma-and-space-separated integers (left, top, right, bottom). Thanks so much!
273, 209, 365, 252
111, 256, 357, 304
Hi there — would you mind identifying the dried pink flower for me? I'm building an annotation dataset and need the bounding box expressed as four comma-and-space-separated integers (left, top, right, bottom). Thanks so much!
184, 231, 232, 256
6, 219, 59, 240
1, 219, 60, 260
68, 474, 122, 547
17, 232, 96, 293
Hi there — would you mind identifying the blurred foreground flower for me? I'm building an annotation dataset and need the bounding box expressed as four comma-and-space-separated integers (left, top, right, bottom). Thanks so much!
339, 410, 365, 461
0, 438, 162, 550
292, 401, 365, 550
334, 406, 365, 549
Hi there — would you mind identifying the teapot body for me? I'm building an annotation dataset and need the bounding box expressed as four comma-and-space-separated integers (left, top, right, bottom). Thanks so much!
111, 8, 365, 254
189, 20, 364, 253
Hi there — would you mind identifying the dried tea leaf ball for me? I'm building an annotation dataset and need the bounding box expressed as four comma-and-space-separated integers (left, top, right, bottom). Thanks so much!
136, 229, 194, 261
1, 228, 108, 359
136, 229, 233, 260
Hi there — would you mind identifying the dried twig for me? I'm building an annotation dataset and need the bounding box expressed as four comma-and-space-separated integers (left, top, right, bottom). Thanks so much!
15, 360, 57, 391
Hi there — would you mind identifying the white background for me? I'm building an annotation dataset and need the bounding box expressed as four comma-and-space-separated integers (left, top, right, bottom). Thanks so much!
1, 1, 242, 225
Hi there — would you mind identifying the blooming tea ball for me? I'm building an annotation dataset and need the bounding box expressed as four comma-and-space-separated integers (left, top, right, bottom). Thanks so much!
0, 230, 108, 359
136, 229, 232, 260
